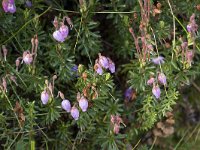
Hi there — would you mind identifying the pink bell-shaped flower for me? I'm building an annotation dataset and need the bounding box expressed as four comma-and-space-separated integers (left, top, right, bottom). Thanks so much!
53, 30, 65, 42
61, 99, 71, 112
71, 106, 79, 120
41, 90, 49, 105
79, 96, 88, 112
158, 73, 167, 85
152, 85, 161, 99
2, 0, 16, 13
23, 51, 33, 64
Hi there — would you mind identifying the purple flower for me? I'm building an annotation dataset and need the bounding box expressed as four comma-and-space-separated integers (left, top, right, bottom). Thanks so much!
187, 24, 192, 33
94, 63, 103, 75
147, 77, 155, 86
59, 25, 69, 39
25, 1, 32, 7
71, 65, 78, 72
185, 50, 194, 66
79, 96, 88, 112
2, 0, 16, 13
152, 85, 161, 99
23, 51, 33, 64
124, 88, 133, 101
152, 56, 164, 65
99, 54, 109, 69
71, 106, 79, 120
61, 99, 71, 112
108, 58, 115, 73
158, 73, 167, 85
53, 25, 69, 42
41, 90, 49, 105
53, 30, 65, 42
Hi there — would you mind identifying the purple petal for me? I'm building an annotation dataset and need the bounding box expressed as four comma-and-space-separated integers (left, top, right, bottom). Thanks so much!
71, 106, 79, 120
59, 25, 69, 39
152, 56, 164, 65
61, 99, 71, 112
41, 91, 49, 105
158, 73, 167, 85
152, 85, 161, 99
99, 56, 109, 69
79, 97, 88, 112
53, 30, 65, 42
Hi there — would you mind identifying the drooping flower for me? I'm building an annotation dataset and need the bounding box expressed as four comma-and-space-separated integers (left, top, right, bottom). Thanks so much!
147, 77, 155, 86
158, 73, 167, 85
61, 99, 71, 112
52, 19, 70, 42
53, 30, 65, 42
94, 63, 103, 75
23, 51, 33, 64
152, 56, 164, 65
108, 58, 115, 73
98, 54, 109, 69
113, 124, 120, 134
41, 90, 49, 105
78, 96, 88, 112
71, 106, 79, 120
59, 24, 69, 39
187, 13, 198, 33
25, 1, 32, 8
187, 24, 192, 33
2, 0, 16, 13
152, 85, 161, 99
185, 50, 194, 66
124, 88, 133, 101
110, 115, 123, 134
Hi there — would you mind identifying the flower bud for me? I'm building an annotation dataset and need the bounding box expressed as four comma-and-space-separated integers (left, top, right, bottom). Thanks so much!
158, 73, 167, 85
79, 96, 88, 112
113, 124, 120, 134
41, 90, 49, 105
147, 77, 155, 86
2, 45, 7, 61
71, 106, 79, 120
185, 50, 194, 63
61, 99, 71, 112
16, 59, 20, 71
152, 85, 161, 99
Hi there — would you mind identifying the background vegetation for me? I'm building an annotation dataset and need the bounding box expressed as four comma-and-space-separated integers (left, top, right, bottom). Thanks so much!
0, 0, 200, 149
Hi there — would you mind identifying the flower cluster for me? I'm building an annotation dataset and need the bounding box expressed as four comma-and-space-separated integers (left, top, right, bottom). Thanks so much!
59, 92, 89, 120
110, 115, 123, 134
147, 72, 167, 99
2, 0, 16, 13
187, 13, 198, 34
94, 53, 115, 75
52, 16, 73, 43
181, 42, 194, 68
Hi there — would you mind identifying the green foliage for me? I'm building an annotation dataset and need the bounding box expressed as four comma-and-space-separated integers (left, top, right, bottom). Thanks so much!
0, 0, 200, 149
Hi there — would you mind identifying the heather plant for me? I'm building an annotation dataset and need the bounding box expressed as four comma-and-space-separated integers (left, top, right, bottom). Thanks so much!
0, 0, 200, 150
